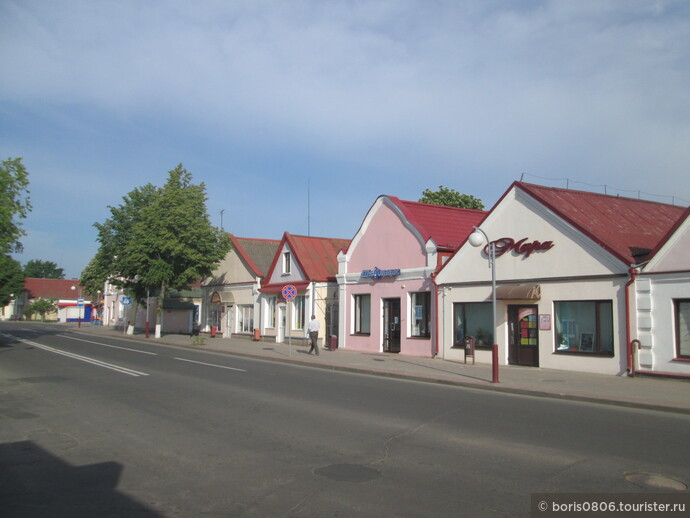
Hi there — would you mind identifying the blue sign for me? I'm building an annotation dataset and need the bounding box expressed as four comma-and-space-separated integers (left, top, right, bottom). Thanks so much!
282, 285, 297, 300
121, 296, 131, 306
77, 297, 85, 307
361, 267, 401, 279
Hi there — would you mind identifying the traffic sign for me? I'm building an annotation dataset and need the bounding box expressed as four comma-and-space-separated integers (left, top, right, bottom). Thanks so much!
282, 285, 296, 300
121, 296, 131, 306
77, 297, 85, 307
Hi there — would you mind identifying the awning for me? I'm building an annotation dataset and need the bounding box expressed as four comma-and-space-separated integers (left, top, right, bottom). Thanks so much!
496, 284, 541, 300
260, 281, 310, 295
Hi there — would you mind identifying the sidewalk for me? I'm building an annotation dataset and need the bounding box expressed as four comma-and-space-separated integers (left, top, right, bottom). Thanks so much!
69, 324, 690, 415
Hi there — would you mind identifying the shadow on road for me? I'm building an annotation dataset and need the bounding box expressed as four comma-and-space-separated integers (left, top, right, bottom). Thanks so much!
0, 441, 163, 517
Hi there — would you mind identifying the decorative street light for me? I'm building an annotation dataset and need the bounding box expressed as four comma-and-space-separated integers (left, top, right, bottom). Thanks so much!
70, 284, 82, 328
468, 226, 499, 383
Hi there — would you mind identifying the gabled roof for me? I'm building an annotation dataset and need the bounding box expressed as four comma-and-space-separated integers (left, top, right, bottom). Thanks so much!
514, 182, 687, 265
285, 233, 350, 282
23, 278, 85, 300
386, 196, 487, 251
263, 232, 350, 288
230, 235, 281, 278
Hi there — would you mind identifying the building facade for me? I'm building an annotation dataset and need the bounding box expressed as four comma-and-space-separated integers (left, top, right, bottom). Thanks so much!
337, 195, 486, 357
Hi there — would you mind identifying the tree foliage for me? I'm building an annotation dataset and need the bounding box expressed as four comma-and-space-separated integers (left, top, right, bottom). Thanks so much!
23, 259, 65, 279
419, 185, 484, 210
25, 297, 57, 321
86, 165, 231, 309
0, 254, 24, 307
0, 157, 32, 254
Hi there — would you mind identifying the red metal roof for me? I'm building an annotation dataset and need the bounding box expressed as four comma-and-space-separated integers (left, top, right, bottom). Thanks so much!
23, 278, 85, 300
286, 233, 350, 281
386, 196, 487, 250
515, 182, 687, 265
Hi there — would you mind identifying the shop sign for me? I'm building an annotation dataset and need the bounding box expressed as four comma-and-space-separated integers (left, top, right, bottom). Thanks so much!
491, 237, 554, 258
361, 267, 401, 279
210, 291, 222, 304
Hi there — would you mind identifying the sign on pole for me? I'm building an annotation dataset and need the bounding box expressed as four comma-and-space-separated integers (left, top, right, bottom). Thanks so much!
121, 296, 131, 306
77, 297, 85, 307
282, 285, 296, 300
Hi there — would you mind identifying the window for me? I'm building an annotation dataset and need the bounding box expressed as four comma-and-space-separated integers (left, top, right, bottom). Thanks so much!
675, 300, 690, 359
282, 252, 291, 274
354, 294, 371, 334
410, 292, 431, 338
294, 295, 305, 330
264, 297, 276, 328
453, 303, 493, 348
555, 300, 613, 355
238, 305, 254, 334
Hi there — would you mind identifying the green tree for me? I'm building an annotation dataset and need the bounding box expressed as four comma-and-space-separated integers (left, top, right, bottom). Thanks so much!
23, 259, 65, 279
25, 297, 57, 321
124, 165, 231, 336
0, 254, 24, 307
0, 157, 32, 254
419, 185, 484, 210
88, 164, 230, 336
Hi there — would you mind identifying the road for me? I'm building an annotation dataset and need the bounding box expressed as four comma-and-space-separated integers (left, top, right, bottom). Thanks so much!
1, 322, 689, 517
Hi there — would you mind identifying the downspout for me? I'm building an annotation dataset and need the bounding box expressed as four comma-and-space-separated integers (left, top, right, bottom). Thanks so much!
431, 272, 440, 358
625, 267, 638, 375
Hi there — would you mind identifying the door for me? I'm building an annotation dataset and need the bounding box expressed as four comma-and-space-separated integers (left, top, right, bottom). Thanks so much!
277, 304, 286, 343
383, 298, 401, 353
508, 305, 539, 367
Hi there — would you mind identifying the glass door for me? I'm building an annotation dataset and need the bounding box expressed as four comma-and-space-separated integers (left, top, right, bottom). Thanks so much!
383, 298, 401, 353
508, 305, 539, 367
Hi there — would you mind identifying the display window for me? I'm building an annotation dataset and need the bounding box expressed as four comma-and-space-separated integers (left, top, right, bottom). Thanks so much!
238, 305, 254, 334
410, 292, 431, 338
453, 302, 493, 348
675, 299, 690, 359
554, 300, 613, 355
354, 294, 371, 334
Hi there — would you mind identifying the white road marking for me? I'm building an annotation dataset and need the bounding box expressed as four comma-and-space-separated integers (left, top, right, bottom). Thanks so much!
3, 334, 149, 377
57, 334, 157, 355
174, 357, 247, 372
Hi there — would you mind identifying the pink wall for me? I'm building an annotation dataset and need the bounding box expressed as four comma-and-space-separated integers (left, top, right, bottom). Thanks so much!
344, 201, 434, 357
349, 203, 426, 272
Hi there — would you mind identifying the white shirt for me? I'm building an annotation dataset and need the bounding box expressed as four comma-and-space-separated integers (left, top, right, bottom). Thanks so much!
307, 318, 320, 333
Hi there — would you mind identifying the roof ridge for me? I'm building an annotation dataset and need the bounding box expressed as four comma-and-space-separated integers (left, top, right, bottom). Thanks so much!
518, 181, 688, 209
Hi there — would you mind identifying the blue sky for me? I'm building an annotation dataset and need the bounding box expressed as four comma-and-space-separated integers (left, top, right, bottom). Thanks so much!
2, 0, 689, 279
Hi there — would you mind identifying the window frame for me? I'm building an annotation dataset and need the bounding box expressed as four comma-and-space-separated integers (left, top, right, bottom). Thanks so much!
675, 299, 690, 360
452, 302, 493, 349
282, 252, 291, 274
353, 293, 371, 335
238, 304, 254, 334
553, 299, 614, 357
410, 291, 431, 338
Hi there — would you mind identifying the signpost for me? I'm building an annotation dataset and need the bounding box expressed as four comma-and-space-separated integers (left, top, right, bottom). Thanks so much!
282, 285, 296, 356
121, 296, 131, 335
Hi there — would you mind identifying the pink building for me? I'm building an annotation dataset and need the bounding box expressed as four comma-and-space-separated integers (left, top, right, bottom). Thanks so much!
337, 195, 486, 357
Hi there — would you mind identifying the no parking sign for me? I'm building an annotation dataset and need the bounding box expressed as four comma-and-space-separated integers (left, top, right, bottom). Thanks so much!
282, 285, 296, 300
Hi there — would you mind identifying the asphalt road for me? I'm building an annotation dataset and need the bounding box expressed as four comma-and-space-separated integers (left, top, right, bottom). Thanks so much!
1, 322, 689, 517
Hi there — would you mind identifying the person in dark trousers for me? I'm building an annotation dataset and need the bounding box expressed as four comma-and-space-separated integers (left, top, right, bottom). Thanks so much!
307, 314, 320, 355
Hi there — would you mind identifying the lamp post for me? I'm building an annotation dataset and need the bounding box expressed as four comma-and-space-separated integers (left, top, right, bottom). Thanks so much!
70, 285, 82, 328
468, 226, 499, 383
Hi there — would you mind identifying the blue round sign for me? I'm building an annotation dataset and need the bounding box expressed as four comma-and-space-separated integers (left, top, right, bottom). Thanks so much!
282, 285, 297, 300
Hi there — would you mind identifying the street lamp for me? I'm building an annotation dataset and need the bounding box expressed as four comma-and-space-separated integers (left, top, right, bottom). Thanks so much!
468, 226, 499, 383
70, 285, 82, 328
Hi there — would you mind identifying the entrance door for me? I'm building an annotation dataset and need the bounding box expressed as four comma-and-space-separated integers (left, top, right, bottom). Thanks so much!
508, 305, 539, 367
277, 304, 286, 343
382, 298, 401, 353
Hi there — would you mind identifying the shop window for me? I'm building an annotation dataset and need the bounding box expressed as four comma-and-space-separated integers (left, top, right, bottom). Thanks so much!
410, 292, 431, 338
282, 252, 291, 274
354, 294, 371, 334
264, 296, 276, 329
293, 295, 305, 330
675, 299, 690, 359
555, 300, 613, 355
453, 302, 493, 348
238, 305, 254, 334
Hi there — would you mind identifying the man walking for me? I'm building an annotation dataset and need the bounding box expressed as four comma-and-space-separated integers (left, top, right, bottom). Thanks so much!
307, 314, 320, 355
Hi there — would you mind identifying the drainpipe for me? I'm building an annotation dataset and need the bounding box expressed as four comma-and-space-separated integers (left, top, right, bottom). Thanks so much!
625, 267, 638, 375
431, 272, 440, 358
